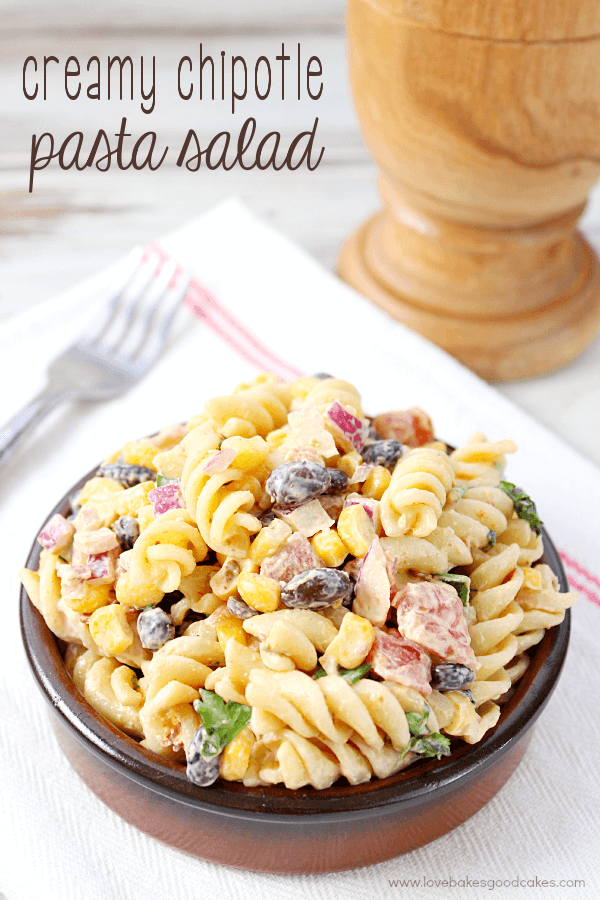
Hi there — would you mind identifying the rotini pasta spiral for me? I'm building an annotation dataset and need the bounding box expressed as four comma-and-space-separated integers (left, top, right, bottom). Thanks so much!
439, 486, 512, 550
427, 689, 502, 745
380, 447, 454, 538
128, 508, 208, 592
299, 376, 364, 418
245, 667, 411, 751
189, 373, 293, 438
462, 544, 525, 731
449, 432, 517, 487
512, 563, 578, 654
247, 727, 413, 789
495, 517, 544, 567
138, 630, 224, 757
181, 432, 270, 558
468, 545, 524, 676
78, 655, 144, 738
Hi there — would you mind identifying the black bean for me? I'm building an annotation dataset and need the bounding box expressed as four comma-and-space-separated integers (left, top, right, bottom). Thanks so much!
97, 462, 156, 487
362, 440, 404, 469
137, 608, 175, 650
186, 727, 222, 787
313, 372, 334, 380
323, 468, 350, 495
259, 509, 277, 527
281, 568, 352, 610
227, 595, 259, 619
113, 515, 140, 551
431, 663, 475, 692
342, 580, 356, 609
161, 590, 183, 614
266, 461, 331, 509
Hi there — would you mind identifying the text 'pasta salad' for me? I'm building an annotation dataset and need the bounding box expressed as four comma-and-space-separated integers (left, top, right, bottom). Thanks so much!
20, 373, 578, 790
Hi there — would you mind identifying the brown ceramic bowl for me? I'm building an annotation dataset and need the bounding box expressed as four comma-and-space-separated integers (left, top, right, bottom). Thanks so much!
20, 467, 571, 873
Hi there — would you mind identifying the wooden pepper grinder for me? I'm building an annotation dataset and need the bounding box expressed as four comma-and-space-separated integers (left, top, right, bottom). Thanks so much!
338, 0, 600, 380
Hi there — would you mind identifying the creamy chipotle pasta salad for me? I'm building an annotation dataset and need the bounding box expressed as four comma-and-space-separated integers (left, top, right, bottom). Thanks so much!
20, 373, 578, 790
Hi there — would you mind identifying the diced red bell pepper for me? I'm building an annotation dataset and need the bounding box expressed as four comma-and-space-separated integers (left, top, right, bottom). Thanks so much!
392, 581, 478, 669
368, 628, 432, 694
372, 408, 434, 448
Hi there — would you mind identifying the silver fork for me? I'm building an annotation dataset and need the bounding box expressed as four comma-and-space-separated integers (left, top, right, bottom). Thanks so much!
0, 249, 193, 468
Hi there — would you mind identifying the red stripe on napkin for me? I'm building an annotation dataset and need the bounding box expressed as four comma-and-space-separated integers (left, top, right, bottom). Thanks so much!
146, 241, 304, 381
560, 550, 600, 609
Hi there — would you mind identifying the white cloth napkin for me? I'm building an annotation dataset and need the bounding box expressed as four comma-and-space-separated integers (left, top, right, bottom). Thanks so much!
1, 199, 598, 900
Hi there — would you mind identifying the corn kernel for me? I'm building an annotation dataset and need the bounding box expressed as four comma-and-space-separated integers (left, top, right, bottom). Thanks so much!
221, 435, 269, 470
114, 482, 155, 517
311, 529, 348, 567
237, 572, 281, 613
338, 451, 362, 478
337, 504, 375, 558
153, 445, 187, 480
325, 612, 375, 669
65, 583, 112, 614
362, 466, 391, 500
115, 572, 164, 609
212, 607, 247, 648
249, 520, 292, 564
221, 728, 254, 781
77, 476, 124, 506
89, 603, 134, 656
118, 439, 159, 469
522, 567, 543, 590
266, 427, 289, 449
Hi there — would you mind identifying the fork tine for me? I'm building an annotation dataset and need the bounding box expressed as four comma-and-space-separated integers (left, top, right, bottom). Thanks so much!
80, 248, 147, 350
108, 258, 176, 358
128, 266, 194, 368
97, 266, 158, 354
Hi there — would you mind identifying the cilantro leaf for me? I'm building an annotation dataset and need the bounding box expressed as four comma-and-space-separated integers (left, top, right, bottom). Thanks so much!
399, 703, 452, 762
434, 574, 471, 606
485, 529, 497, 550
314, 663, 372, 684
498, 482, 543, 535
193, 690, 251, 759
410, 734, 452, 759
405, 705, 430, 737
156, 475, 180, 487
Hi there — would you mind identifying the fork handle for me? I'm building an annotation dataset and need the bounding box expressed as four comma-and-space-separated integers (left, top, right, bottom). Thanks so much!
0, 388, 66, 469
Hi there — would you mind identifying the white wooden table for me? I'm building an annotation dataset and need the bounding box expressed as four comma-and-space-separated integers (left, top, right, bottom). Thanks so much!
2, 0, 599, 465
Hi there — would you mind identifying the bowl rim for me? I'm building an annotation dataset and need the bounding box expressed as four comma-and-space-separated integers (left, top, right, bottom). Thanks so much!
20, 464, 571, 822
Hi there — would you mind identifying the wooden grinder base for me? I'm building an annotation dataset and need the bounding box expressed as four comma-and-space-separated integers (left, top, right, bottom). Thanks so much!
339, 0, 600, 382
